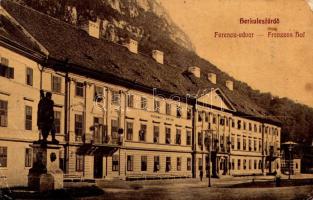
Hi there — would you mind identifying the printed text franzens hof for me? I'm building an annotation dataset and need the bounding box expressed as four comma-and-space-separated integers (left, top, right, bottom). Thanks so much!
214, 18, 305, 39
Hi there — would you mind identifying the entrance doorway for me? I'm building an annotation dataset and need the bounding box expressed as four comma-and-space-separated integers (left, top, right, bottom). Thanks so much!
218, 156, 228, 175
94, 155, 103, 178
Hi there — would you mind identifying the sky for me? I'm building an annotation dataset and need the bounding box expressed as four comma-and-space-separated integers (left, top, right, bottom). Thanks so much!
159, 0, 313, 107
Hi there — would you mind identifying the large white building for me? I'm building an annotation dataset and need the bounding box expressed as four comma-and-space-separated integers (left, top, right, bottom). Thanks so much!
0, 0, 281, 186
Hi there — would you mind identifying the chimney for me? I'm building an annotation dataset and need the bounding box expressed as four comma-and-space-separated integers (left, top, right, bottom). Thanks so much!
152, 50, 164, 64
208, 73, 217, 84
66, 6, 77, 25
226, 80, 234, 91
80, 19, 100, 39
124, 38, 138, 54
188, 66, 201, 78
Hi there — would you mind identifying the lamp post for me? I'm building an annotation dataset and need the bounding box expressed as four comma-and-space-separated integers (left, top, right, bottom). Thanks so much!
282, 141, 296, 180
288, 145, 292, 180
227, 140, 231, 175
205, 130, 214, 187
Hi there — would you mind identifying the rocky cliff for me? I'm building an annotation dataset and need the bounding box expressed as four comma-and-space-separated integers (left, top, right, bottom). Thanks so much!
14, 0, 195, 51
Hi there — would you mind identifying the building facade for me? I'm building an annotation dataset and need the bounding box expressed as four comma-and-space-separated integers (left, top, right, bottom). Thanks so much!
0, 0, 281, 186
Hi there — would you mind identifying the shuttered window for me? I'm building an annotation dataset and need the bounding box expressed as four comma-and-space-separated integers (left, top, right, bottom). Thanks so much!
25, 148, 32, 167
75, 154, 84, 172
0, 58, 14, 79
52, 76, 62, 93
25, 106, 32, 130
0, 100, 8, 127
112, 155, 119, 171
26, 67, 33, 86
0, 147, 7, 167
127, 155, 133, 171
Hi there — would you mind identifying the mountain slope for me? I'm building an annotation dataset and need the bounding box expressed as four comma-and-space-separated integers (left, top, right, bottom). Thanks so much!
8, 0, 313, 144
13, 0, 195, 51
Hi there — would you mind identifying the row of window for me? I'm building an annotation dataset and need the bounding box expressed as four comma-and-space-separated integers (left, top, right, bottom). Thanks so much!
131, 97, 192, 119
0, 60, 279, 139
0, 64, 279, 137
74, 82, 276, 136
0, 57, 33, 84
75, 116, 120, 142
0, 146, 32, 168
72, 114, 193, 145
0, 57, 279, 136
232, 136, 278, 153
126, 122, 192, 145
63, 80, 189, 120
1, 59, 65, 94
75, 155, 270, 173
126, 156, 192, 172
0, 98, 277, 150
0, 100, 61, 133
197, 132, 261, 152
0, 60, 102, 99
196, 132, 278, 153
75, 154, 192, 173
114, 92, 192, 119
198, 111, 279, 136
0, 57, 261, 129
230, 159, 263, 171
74, 82, 192, 119
73, 114, 278, 150
232, 136, 263, 152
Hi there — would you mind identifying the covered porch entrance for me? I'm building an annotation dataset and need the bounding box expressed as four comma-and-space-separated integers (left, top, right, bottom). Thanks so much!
77, 144, 119, 179
207, 153, 230, 178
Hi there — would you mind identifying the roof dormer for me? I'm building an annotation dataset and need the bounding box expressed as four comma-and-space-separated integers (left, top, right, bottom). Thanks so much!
188, 66, 200, 78
152, 50, 164, 64
79, 19, 101, 39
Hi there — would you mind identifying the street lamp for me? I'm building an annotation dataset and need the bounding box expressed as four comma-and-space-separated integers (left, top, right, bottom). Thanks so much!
282, 141, 296, 180
227, 140, 232, 175
205, 129, 215, 187
288, 145, 292, 180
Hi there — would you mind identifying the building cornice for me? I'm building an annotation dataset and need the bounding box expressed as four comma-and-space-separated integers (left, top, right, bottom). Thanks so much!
0, 35, 46, 63
0, 4, 49, 56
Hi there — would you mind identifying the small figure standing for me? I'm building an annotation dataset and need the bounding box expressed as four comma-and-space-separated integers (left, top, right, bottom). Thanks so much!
275, 171, 281, 187
200, 169, 203, 181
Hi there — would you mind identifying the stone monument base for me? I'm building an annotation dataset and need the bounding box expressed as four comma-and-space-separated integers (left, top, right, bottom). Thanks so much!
28, 143, 64, 192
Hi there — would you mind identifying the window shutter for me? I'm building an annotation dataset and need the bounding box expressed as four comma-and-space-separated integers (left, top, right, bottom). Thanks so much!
1, 58, 9, 66
0, 65, 5, 76
8, 67, 14, 79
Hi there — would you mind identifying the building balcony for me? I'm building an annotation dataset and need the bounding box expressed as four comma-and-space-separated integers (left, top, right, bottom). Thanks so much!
211, 144, 219, 153
269, 145, 280, 158
220, 145, 225, 153
219, 145, 231, 154
270, 151, 280, 158
76, 129, 122, 156
265, 150, 280, 162
83, 131, 122, 146
218, 141, 231, 153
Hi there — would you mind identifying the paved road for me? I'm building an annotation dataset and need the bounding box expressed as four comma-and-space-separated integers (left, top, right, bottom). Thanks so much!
80, 184, 313, 200
79, 176, 313, 200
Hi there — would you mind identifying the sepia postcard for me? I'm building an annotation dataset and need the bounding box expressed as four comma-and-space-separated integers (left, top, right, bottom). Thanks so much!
0, 0, 312, 199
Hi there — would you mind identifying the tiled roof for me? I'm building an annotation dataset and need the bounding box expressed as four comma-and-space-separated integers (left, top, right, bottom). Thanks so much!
0, 0, 280, 124
0, 14, 41, 52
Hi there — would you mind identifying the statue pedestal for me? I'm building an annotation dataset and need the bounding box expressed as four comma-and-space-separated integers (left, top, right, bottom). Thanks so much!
28, 143, 64, 192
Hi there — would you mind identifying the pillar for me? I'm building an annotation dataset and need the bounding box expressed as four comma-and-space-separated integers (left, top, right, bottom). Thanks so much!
28, 144, 64, 192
